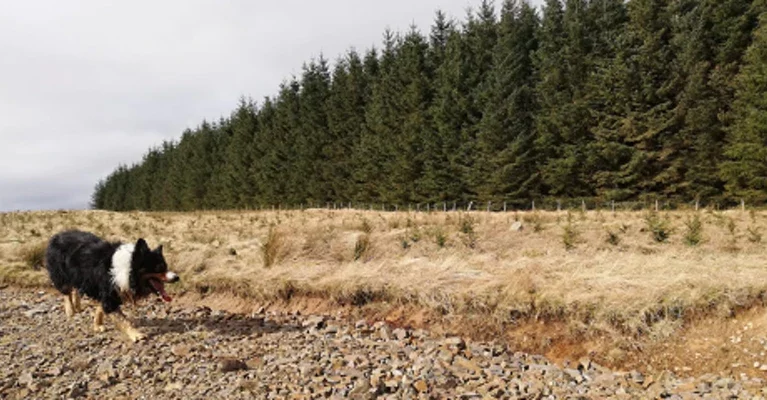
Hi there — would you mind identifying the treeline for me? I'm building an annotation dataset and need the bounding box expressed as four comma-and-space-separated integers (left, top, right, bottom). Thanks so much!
92, 0, 767, 211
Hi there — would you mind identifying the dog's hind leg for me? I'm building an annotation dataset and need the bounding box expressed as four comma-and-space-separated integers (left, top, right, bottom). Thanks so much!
70, 290, 82, 314
63, 293, 74, 318
93, 305, 106, 332
110, 310, 146, 343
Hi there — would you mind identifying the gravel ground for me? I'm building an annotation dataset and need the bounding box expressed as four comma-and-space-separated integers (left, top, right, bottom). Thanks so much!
1, 288, 766, 399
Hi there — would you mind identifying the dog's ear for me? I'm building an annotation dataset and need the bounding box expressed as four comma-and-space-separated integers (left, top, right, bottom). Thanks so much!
135, 238, 149, 254
154, 245, 163, 255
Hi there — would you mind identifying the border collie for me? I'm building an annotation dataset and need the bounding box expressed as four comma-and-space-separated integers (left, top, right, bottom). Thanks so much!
45, 230, 179, 342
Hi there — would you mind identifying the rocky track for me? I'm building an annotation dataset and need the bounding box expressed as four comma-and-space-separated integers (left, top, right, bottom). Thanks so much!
1, 288, 766, 399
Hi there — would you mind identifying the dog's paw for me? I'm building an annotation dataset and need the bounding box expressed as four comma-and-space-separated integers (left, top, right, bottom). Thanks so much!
127, 329, 147, 343
93, 325, 106, 333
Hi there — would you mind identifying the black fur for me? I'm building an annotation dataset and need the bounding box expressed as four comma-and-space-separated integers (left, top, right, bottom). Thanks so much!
45, 230, 172, 314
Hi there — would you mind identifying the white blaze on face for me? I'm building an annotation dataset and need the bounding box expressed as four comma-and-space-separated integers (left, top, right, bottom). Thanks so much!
111, 244, 135, 292
165, 271, 178, 281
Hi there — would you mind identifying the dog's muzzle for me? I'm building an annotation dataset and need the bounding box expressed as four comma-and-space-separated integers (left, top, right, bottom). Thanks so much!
165, 271, 180, 283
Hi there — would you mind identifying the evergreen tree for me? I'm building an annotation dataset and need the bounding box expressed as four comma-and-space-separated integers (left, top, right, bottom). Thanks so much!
423, 12, 464, 203
263, 81, 302, 205
460, 1, 498, 197
203, 117, 234, 209
535, 0, 595, 199
326, 51, 371, 203
721, 7, 767, 202
591, 0, 677, 200
670, 0, 757, 201
477, 0, 540, 203
358, 30, 402, 203
297, 57, 332, 204
388, 26, 433, 203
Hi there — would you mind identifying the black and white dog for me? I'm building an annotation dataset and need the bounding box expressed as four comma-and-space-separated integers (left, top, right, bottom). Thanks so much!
45, 230, 179, 342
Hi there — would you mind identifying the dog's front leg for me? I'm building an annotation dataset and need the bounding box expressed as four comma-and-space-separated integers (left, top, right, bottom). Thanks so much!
70, 290, 82, 314
110, 310, 146, 343
63, 293, 74, 318
93, 305, 106, 332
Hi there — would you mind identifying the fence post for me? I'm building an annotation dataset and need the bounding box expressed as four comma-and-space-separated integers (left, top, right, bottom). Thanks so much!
611, 201, 615, 213
453, 202, 457, 212
582, 199, 586, 213
532, 200, 535, 211
487, 202, 491, 212
655, 199, 659, 212
503, 202, 507, 212
443, 202, 447, 212
741, 199, 745, 212
467, 201, 473, 211
557, 200, 561, 212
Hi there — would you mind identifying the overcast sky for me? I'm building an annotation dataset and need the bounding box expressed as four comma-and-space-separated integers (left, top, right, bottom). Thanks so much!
0, 0, 542, 212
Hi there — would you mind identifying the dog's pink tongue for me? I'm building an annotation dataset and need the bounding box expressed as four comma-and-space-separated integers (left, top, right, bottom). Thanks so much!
159, 287, 172, 302
151, 280, 172, 302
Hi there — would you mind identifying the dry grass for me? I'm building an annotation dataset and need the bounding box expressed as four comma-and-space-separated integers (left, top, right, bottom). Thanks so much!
18, 241, 47, 270
2, 208, 767, 341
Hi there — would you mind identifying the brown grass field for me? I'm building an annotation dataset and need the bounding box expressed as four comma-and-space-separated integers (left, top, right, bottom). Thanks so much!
2, 208, 767, 375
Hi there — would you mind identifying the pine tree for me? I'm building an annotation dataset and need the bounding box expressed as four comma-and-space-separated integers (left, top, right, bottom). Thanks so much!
423, 12, 464, 203
535, 0, 596, 199
358, 30, 402, 203
669, 0, 757, 201
591, 0, 677, 200
477, 0, 540, 203
203, 117, 234, 209
721, 7, 767, 202
585, 0, 629, 199
460, 1, 498, 198
388, 26, 432, 203
326, 50, 370, 203
265, 80, 301, 205
297, 57, 332, 204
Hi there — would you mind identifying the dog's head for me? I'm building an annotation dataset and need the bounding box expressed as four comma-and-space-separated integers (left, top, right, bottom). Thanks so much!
130, 238, 179, 302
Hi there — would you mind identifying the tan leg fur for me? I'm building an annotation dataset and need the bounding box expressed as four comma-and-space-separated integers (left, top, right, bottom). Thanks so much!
110, 310, 146, 342
70, 290, 82, 314
63, 294, 74, 318
93, 305, 106, 332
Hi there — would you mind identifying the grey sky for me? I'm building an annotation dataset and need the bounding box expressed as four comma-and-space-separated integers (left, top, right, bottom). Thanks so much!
0, 0, 542, 212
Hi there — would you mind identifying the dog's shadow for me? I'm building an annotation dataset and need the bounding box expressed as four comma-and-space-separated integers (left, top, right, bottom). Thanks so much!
135, 309, 302, 338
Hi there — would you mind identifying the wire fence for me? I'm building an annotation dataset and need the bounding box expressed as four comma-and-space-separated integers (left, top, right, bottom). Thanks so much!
251, 198, 756, 213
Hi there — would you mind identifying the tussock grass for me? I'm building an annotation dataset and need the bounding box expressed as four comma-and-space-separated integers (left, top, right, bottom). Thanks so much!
261, 226, 284, 268
353, 234, 370, 261
18, 241, 47, 270
2, 208, 767, 341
